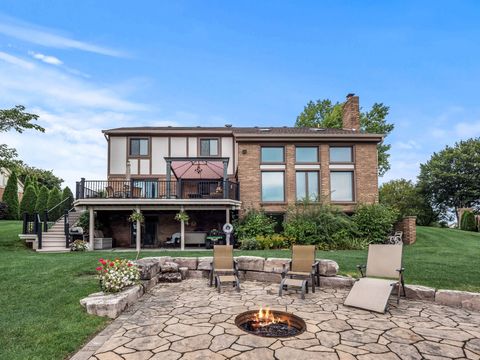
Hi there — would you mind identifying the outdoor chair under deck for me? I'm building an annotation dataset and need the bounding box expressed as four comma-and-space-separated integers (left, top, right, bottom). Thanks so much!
344, 244, 406, 313
209, 245, 240, 293
279, 245, 319, 299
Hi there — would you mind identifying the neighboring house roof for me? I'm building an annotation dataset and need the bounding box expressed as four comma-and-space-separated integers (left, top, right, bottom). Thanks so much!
102, 126, 383, 142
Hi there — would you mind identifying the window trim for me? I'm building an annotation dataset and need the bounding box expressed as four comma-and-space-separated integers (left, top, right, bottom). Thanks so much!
260, 146, 285, 164
329, 145, 355, 164
329, 170, 356, 203
260, 170, 286, 203
295, 170, 320, 202
198, 137, 220, 157
295, 146, 320, 164
128, 137, 150, 158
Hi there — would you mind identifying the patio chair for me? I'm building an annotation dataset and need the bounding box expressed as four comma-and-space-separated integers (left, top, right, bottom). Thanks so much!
209, 245, 240, 293
344, 244, 405, 313
280, 245, 319, 294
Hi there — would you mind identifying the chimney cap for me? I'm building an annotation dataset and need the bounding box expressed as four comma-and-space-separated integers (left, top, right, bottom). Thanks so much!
346, 93, 355, 98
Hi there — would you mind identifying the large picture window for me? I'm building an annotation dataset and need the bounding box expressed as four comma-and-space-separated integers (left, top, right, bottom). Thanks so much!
200, 139, 219, 156
261, 171, 284, 202
261, 147, 284, 163
296, 171, 319, 201
129, 138, 149, 156
330, 146, 353, 163
295, 147, 318, 163
330, 171, 354, 202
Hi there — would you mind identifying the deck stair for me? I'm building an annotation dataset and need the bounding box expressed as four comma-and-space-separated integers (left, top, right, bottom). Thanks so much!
36, 210, 83, 252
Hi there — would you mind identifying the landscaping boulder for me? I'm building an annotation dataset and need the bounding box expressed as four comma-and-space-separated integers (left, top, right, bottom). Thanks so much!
158, 272, 182, 283
134, 258, 161, 280
317, 259, 339, 277
173, 257, 198, 270
141, 256, 173, 266
436, 289, 480, 310
264, 258, 291, 273
197, 257, 213, 270
80, 285, 143, 319
239, 270, 282, 283
188, 270, 209, 279
179, 267, 189, 280
404, 285, 436, 301
141, 276, 159, 292
319, 275, 355, 288
235, 256, 265, 271
161, 262, 179, 273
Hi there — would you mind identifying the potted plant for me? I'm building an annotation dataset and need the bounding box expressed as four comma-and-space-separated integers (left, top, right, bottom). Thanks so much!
128, 210, 144, 223
174, 210, 189, 224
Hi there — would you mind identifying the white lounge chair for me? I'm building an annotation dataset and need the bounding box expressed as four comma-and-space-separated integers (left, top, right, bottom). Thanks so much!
344, 244, 405, 313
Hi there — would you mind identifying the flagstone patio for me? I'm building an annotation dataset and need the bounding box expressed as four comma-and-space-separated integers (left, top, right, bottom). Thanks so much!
73, 279, 480, 360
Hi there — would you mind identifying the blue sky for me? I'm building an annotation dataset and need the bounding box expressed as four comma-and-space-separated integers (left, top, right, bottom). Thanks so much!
1, 1, 480, 190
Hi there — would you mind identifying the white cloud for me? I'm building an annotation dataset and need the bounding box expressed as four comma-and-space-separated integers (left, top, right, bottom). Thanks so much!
454, 121, 480, 138
28, 51, 62, 65
0, 14, 125, 57
394, 140, 420, 150
0, 51, 34, 69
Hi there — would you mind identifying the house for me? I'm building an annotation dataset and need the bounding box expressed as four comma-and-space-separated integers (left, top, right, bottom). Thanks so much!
0, 167, 24, 202
72, 94, 382, 251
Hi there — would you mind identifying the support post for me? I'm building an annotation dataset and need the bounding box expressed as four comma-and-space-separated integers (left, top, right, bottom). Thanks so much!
136, 206, 141, 253
89, 207, 94, 250
166, 160, 171, 198
180, 206, 185, 251
22, 212, 28, 234
225, 208, 230, 224
223, 160, 228, 199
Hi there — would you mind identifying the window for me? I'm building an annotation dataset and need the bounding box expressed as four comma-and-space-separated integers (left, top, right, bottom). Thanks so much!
296, 171, 319, 201
330, 146, 353, 163
261, 172, 284, 202
261, 147, 284, 163
129, 138, 149, 156
132, 179, 158, 198
200, 139, 219, 156
330, 171, 354, 202
296, 147, 318, 163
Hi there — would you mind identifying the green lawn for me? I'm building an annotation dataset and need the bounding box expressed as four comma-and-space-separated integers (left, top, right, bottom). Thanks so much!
0, 221, 479, 359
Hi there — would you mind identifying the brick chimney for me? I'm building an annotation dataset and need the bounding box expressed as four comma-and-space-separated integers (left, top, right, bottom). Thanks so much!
342, 93, 360, 131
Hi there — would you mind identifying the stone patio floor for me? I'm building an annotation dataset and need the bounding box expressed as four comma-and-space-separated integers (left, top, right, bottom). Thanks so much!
73, 279, 480, 360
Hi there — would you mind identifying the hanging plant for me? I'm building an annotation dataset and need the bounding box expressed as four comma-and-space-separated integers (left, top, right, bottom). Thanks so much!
175, 210, 189, 224
128, 210, 144, 223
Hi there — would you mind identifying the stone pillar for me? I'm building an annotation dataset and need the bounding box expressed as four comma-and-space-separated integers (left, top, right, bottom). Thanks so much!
89, 207, 94, 250
180, 206, 185, 251
395, 216, 417, 245
136, 206, 141, 252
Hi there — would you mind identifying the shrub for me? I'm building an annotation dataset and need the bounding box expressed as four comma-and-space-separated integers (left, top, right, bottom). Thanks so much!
20, 185, 37, 216
47, 188, 62, 221
62, 187, 74, 214
0, 202, 8, 219
96, 258, 140, 293
70, 240, 89, 251
234, 209, 276, 240
77, 211, 102, 233
35, 186, 49, 220
283, 203, 357, 249
239, 238, 260, 250
255, 234, 290, 250
460, 210, 477, 232
352, 203, 399, 243
2, 170, 19, 219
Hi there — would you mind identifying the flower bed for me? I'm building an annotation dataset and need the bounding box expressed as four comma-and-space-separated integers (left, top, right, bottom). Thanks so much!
96, 258, 140, 293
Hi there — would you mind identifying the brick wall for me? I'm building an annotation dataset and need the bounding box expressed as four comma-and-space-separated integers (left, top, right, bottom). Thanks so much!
342, 94, 360, 131
395, 216, 417, 245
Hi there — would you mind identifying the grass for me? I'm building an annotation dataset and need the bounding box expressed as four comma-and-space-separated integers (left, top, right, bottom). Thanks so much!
0, 221, 479, 359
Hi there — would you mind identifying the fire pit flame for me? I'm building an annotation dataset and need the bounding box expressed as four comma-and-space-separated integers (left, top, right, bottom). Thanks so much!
254, 307, 279, 327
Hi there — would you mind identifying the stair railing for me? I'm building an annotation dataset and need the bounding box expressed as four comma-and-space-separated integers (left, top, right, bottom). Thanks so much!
34, 213, 42, 249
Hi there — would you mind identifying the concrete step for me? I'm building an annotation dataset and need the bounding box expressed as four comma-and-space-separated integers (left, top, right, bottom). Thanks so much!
42, 240, 68, 246
43, 234, 67, 238
37, 248, 70, 253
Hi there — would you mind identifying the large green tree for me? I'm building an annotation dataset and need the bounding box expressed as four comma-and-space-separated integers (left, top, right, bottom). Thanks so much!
0, 105, 44, 169
2, 170, 19, 219
46, 188, 63, 221
418, 138, 480, 223
35, 186, 50, 220
17, 165, 63, 190
379, 179, 438, 226
20, 184, 37, 216
62, 187, 74, 214
295, 99, 394, 176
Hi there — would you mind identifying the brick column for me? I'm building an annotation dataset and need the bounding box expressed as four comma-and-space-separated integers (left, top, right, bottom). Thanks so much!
285, 144, 296, 204
320, 144, 330, 202
395, 216, 417, 245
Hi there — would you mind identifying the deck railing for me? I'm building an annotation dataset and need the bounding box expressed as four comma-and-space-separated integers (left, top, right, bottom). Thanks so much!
75, 179, 240, 201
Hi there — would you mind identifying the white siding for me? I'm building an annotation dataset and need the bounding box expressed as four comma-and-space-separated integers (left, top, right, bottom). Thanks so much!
110, 137, 127, 174
139, 159, 150, 175
188, 137, 197, 157
221, 137, 234, 174
130, 159, 139, 175
171, 137, 187, 157
151, 137, 169, 174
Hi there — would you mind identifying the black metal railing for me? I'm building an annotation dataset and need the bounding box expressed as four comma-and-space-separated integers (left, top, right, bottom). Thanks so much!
75, 178, 240, 201
22, 212, 43, 249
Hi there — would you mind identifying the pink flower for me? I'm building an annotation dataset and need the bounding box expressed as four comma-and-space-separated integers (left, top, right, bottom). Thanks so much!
96, 266, 102, 271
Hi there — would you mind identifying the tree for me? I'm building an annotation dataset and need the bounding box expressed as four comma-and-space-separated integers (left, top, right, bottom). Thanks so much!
2, 170, 19, 219
295, 99, 394, 176
20, 185, 37, 216
62, 187, 74, 214
379, 179, 438, 226
46, 188, 62, 221
0, 105, 44, 169
17, 165, 63, 190
460, 211, 477, 232
418, 138, 480, 223
35, 186, 50, 220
